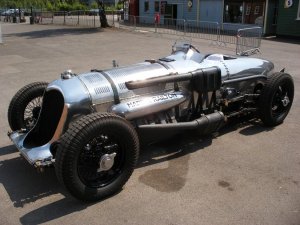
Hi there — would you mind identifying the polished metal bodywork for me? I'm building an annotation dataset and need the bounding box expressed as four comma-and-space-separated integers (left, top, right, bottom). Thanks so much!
111, 91, 189, 120
8, 44, 274, 167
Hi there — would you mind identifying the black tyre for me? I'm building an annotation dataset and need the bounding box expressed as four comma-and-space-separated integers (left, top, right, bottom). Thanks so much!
8, 82, 48, 131
258, 72, 294, 126
55, 113, 139, 201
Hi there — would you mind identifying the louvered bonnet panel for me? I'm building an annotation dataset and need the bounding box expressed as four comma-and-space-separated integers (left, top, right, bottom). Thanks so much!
78, 72, 114, 104
77, 63, 170, 106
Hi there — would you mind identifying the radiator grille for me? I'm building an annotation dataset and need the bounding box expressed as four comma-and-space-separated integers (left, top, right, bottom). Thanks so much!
94, 86, 111, 95
84, 73, 104, 83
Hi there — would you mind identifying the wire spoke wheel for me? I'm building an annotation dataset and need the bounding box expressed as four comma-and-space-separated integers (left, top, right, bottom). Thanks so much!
24, 96, 43, 130
7, 82, 48, 131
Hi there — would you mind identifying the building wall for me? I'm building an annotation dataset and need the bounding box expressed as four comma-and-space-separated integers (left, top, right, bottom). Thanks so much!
138, 0, 223, 22
276, 0, 300, 36
264, 0, 278, 35
137, 0, 272, 33
199, 0, 223, 23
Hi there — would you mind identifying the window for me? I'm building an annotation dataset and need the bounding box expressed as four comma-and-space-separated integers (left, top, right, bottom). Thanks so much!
246, 5, 251, 15
155, 1, 159, 12
223, 0, 243, 23
224, 0, 265, 24
144, 1, 149, 12
254, 6, 260, 14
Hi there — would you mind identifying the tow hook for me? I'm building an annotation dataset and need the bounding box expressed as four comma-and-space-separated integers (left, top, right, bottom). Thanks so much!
35, 161, 45, 173
34, 157, 55, 173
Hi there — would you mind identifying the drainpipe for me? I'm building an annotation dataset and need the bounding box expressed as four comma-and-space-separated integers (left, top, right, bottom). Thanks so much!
221, 0, 224, 26
263, 0, 269, 35
197, 0, 200, 25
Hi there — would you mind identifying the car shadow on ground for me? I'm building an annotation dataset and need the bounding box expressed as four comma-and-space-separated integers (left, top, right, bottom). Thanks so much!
137, 116, 274, 169
4, 27, 102, 39
0, 145, 61, 208
0, 117, 273, 224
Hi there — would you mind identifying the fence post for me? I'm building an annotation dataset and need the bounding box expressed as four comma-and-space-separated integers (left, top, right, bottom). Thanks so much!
0, 24, 3, 44
52, 11, 54, 24
112, 10, 114, 25
134, 16, 136, 31
217, 22, 221, 43
18, 7, 21, 23
77, 11, 80, 25
63, 11, 66, 25
93, 13, 95, 28
184, 19, 187, 36
236, 29, 240, 55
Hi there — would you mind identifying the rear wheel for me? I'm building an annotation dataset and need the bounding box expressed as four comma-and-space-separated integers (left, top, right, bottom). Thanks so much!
55, 113, 139, 201
8, 82, 48, 131
258, 72, 294, 126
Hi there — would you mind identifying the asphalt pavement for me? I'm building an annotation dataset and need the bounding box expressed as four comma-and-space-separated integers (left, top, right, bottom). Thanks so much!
0, 22, 299, 225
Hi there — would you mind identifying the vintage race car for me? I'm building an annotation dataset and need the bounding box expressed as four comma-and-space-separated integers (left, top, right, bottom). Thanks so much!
7, 43, 294, 201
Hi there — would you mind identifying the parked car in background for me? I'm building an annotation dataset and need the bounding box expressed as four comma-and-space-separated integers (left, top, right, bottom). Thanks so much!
117, 8, 124, 15
1, 9, 24, 16
89, 9, 99, 16
1, 9, 17, 16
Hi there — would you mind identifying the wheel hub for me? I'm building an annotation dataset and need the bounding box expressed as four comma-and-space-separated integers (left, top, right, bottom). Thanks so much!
97, 153, 117, 172
282, 95, 290, 107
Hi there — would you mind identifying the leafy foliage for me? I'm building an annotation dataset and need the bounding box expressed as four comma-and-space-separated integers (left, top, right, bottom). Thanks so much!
0, 0, 89, 11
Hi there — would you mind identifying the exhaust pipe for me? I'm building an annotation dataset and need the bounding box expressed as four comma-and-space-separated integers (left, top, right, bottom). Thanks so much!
138, 111, 225, 135
110, 91, 189, 120
125, 67, 221, 92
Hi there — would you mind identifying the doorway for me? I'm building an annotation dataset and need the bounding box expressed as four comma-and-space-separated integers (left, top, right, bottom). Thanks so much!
165, 4, 178, 26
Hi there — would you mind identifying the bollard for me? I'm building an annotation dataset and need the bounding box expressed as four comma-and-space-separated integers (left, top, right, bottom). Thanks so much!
112, 60, 118, 68
30, 16, 34, 24
0, 23, 3, 44
93, 13, 96, 27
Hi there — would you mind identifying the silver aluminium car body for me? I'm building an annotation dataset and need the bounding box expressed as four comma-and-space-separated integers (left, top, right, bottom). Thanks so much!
8, 43, 274, 169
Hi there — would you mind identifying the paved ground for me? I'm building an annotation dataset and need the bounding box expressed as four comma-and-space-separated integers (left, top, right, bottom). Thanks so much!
0, 23, 299, 225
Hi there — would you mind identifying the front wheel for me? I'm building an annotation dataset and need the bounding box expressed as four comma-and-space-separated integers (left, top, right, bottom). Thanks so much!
258, 72, 294, 126
55, 113, 140, 201
8, 82, 48, 131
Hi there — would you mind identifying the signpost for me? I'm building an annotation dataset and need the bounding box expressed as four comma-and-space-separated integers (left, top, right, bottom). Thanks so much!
0, 23, 3, 44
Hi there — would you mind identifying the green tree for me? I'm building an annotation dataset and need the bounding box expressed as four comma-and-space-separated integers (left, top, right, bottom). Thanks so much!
90, 1, 98, 9
46, 1, 54, 11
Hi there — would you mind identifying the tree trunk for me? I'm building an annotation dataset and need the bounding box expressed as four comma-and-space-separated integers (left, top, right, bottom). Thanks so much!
97, 1, 110, 28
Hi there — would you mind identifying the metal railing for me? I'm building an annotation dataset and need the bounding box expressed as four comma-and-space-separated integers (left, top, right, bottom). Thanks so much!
119, 16, 262, 55
186, 20, 219, 41
0, 15, 24, 23
2, 10, 262, 55
32, 10, 117, 27
236, 27, 262, 56
0, 8, 27, 23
